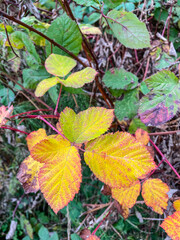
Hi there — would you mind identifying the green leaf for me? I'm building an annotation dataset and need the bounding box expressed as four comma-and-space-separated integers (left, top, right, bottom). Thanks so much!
103, 0, 125, 8
71, 234, 82, 240
8, 31, 41, 66
20, 215, 33, 239
102, 68, 138, 90
38, 226, 49, 240
154, 52, 175, 70
23, 67, 50, 89
139, 70, 180, 126
46, 14, 82, 56
45, 54, 77, 77
140, 82, 150, 95
48, 85, 59, 105
128, 118, 148, 134
107, 10, 150, 49
35, 77, 59, 97
73, 0, 100, 7
115, 89, 139, 121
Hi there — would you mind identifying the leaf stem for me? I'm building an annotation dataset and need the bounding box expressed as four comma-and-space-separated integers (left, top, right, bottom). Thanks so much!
10, 109, 52, 118
149, 139, 180, 179
54, 84, 62, 115
1, 126, 29, 135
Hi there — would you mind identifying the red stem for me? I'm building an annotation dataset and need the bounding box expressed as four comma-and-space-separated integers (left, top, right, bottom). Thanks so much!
54, 84, 62, 115
134, 50, 139, 63
10, 109, 51, 118
20, 114, 59, 119
149, 139, 180, 179
1, 126, 29, 135
149, 130, 180, 136
92, 209, 112, 235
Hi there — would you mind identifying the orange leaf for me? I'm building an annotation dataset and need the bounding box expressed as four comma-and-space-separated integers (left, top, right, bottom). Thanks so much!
114, 201, 129, 219
87, 236, 101, 240
135, 128, 149, 145
112, 180, 141, 208
142, 178, 169, 214
26, 128, 47, 151
173, 199, 180, 211
0, 105, 13, 127
160, 211, 180, 240
17, 155, 44, 193
85, 132, 156, 188
31, 135, 82, 213
59, 107, 114, 144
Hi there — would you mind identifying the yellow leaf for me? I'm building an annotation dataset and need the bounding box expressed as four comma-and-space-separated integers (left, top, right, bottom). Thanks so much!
85, 132, 156, 188
26, 128, 47, 151
135, 128, 149, 145
59, 107, 114, 144
58, 67, 97, 88
173, 199, 180, 211
31, 135, 82, 213
35, 77, 59, 97
0, 105, 13, 127
45, 53, 77, 77
142, 178, 169, 214
80, 24, 102, 35
160, 211, 180, 240
17, 155, 44, 193
112, 180, 141, 208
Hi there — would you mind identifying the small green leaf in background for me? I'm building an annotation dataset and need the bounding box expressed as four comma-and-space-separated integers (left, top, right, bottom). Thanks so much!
139, 70, 180, 126
46, 14, 82, 56
140, 82, 150, 95
20, 215, 33, 240
128, 118, 148, 134
115, 89, 139, 121
107, 10, 150, 49
23, 67, 50, 89
38, 226, 49, 240
71, 233, 82, 240
103, 0, 125, 8
73, 0, 100, 7
102, 68, 138, 90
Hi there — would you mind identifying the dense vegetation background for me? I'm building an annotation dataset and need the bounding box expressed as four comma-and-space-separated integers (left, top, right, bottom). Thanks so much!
0, 0, 180, 239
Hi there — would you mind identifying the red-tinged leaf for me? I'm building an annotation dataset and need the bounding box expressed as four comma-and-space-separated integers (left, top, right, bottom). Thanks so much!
58, 67, 97, 88
26, 128, 47, 152
31, 135, 82, 213
17, 155, 44, 193
135, 129, 149, 145
142, 178, 169, 214
160, 211, 180, 240
45, 53, 77, 77
112, 180, 141, 208
59, 107, 114, 144
173, 199, 180, 211
114, 201, 129, 220
85, 132, 156, 188
35, 77, 59, 97
0, 105, 13, 127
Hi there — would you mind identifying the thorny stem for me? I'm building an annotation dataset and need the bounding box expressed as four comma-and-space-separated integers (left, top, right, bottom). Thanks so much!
10, 109, 51, 118
149, 139, 180, 179
20, 114, 59, 119
0, 10, 88, 68
149, 130, 180, 136
54, 84, 62, 116
1, 126, 29, 135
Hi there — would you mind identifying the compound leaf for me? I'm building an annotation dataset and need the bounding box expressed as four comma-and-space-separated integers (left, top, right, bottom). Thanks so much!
102, 68, 138, 90
142, 178, 169, 214
45, 54, 76, 77
85, 132, 156, 188
46, 14, 82, 56
17, 155, 44, 193
35, 77, 59, 97
139, 70, 180, 126
59, 107, 114, 143
107, 10, 150, 49
31, 135, 82, 213
112, 180, 141, 208
160, 211, 180, 240
58, 67, 97, 88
